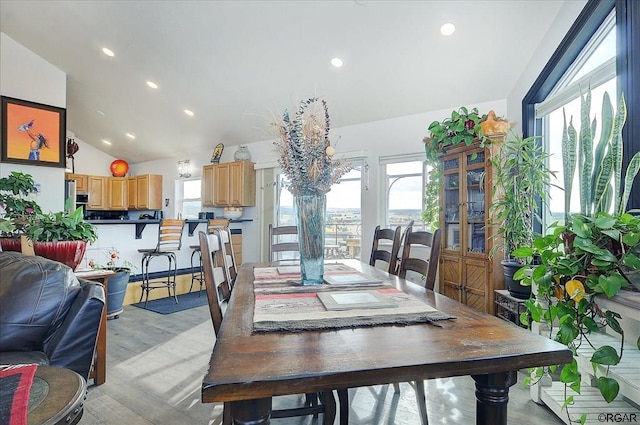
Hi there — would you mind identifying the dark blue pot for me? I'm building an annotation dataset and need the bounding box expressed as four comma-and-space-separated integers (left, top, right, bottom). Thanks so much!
106, 268, 131, 319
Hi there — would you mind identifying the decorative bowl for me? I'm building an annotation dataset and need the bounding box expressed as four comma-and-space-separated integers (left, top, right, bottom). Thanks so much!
223, 207, 243, 220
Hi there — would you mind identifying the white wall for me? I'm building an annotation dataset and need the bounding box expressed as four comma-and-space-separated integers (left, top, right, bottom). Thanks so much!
0, 33, 67, 213
66, 131, 118, 176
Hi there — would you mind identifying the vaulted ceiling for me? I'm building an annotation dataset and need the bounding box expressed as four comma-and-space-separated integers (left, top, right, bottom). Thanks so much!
1, 1, 567, 163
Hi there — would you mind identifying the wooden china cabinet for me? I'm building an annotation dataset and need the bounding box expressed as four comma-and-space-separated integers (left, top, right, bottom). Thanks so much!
438, 139, 504, 314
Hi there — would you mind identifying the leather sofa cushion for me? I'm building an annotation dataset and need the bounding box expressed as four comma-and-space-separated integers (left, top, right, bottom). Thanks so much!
0, 252, 80, 352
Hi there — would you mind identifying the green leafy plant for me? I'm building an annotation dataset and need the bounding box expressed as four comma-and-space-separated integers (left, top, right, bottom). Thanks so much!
490, 133, 558, 262
0, 171, 43, 236
423, 107, 489, 161
516, 88, 640, 425
421, 158, 441, 230
27, 203, 97, 243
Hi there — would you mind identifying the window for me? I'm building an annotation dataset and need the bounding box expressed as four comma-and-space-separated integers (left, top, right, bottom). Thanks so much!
176, 178, 201, 219
524, 1, 640, 214
380, 156, 427, 231
275, 161, 363, 260
535, 13, 616, 224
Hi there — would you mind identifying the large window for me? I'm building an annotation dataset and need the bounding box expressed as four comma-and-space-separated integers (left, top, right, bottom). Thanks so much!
176, 178, 201, 219
381, 156, 427, 231
275, 161, 363, 260
535, 13, 616, 224
524, 0, 640, 213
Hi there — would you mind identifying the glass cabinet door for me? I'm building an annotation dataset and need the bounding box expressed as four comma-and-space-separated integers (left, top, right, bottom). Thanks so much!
465, 150, 486, 255
443, 157, 460, 252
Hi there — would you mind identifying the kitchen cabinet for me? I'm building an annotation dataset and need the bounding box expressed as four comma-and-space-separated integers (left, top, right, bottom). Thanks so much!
109, 177, 128, 210
130, 174, 162, 210
127, 177, 137, 209
202, 161, 255, 207
87, 176, 107, 210
439, 140, 503, 314
202, 164, 215, 207
65, 173, 88, 193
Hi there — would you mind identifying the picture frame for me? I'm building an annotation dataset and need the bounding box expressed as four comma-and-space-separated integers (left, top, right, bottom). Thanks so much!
1, 96, 66, 168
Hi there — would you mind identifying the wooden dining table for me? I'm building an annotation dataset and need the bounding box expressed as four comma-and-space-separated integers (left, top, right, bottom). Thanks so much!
201, 260, 572, 425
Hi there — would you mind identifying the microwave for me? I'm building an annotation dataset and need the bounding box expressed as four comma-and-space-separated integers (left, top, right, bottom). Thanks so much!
76, 193, 89, 204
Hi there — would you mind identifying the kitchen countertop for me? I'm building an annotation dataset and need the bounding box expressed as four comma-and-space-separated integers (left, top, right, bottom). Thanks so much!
86, 218, 252, 238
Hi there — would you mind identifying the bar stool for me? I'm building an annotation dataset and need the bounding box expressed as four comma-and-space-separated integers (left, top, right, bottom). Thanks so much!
188, 242, 204, 295
137, 219, 185, 306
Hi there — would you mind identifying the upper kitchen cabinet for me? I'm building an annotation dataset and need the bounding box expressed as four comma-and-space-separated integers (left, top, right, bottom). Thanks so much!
65, 173, 88, 193
127, 177, 137, 209
109, 177, 128, 210
202, 161, 255, 207
87, 176, 107, 210
131, 174, 163, 210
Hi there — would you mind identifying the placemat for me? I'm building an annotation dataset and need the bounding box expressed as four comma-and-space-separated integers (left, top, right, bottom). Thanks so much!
252, 264, 455, 333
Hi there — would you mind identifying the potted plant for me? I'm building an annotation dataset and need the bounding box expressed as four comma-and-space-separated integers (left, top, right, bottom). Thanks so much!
423, 107, 489, 161
24, 200, 98, 270
0, 171, 42, 250
89, 248, 135, 319
514, 89, 640, 424
489, 132, 558, 298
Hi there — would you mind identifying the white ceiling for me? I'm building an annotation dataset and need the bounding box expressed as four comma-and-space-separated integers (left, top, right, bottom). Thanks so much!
0, 0, 567, 164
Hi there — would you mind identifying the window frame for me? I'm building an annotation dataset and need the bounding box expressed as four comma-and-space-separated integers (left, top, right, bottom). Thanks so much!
522, 0, 640, 210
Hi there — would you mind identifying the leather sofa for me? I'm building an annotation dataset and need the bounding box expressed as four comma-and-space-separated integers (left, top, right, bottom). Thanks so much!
0, 252, 105, 380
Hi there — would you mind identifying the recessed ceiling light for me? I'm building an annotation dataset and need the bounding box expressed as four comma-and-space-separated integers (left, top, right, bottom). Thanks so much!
102, 47, 115, 57
102, 139, 112, 145
146, 81, 158, 89
126, 133, 136, 140
440, 23, 456, 36
97, 110, 105, 116
331, 57, 343, 68
184, 109, 194, 117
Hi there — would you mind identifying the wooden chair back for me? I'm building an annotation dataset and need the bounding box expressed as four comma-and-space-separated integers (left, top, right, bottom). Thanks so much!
369, 225, 402, 274
398, 228, 442, 290
216, 226, 238, 289
156, 219, 185, 251
268, 224, 299, 262
207, 219, 230, 233
198, 230, 231, 334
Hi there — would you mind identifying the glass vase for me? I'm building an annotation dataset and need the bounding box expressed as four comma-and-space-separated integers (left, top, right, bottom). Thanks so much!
295, 194, 326, 285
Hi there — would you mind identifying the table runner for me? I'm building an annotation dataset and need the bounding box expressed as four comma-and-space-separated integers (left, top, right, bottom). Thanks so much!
252, 264, 455, 333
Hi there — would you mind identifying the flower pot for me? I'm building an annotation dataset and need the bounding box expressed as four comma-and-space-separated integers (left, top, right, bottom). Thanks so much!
502, 259, 530, 299
32, 240, 87, 271
0, 237, 22, 252
105, 268, 131, 319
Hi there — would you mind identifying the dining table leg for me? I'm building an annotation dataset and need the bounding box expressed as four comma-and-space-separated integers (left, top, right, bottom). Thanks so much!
229, 398, 272, 424
471, 371, 517, 425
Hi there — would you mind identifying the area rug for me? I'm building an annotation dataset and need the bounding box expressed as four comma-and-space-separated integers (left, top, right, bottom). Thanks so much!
132, 291, 208, 314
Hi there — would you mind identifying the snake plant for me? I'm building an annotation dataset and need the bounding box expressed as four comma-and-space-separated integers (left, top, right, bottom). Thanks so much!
562, 91, 640, 218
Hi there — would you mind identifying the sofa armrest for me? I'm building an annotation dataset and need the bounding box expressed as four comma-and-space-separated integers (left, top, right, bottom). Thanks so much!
43, 279, 105, 380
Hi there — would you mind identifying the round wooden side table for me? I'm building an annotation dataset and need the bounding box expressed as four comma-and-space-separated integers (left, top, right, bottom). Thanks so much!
28, 366, 87, 425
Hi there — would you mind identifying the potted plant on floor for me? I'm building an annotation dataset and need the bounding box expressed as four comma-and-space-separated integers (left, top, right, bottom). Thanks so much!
89, 247, 135, 319
489, 132, 558, 298
515, 89, 640, 424
0, 171, 42, 251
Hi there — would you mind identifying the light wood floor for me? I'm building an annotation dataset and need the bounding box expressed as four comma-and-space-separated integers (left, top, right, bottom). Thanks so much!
81, 302, 565, 424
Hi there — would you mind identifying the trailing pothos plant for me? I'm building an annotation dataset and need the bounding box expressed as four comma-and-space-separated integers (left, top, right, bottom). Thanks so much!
513, 88, 640, 425
423, 107, 490, 161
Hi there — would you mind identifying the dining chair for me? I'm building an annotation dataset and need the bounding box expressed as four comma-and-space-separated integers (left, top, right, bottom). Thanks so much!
137, 219, 185, 307
214, 226, 238, 293
397, 228, 442, 290
198, 230, 338, 425
387, 227, 443, 424
368, 225, 402, 274
268, 224, 300, 262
